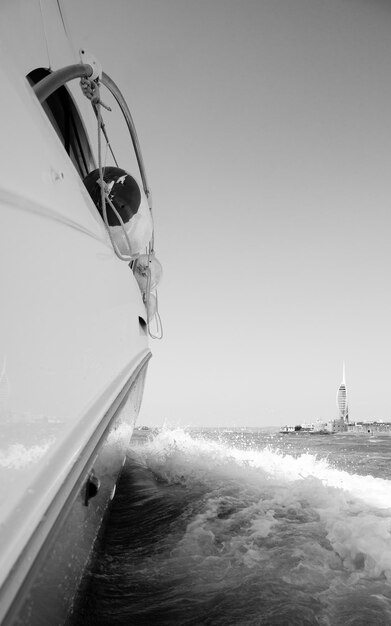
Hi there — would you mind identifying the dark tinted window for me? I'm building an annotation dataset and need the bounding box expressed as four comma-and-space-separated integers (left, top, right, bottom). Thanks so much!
27, 68, 95, 179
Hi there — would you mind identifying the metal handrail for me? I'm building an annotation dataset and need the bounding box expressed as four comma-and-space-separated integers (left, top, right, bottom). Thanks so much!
33, 64, 150, 202
33, 64, 93, 102
101, 72, 150, 200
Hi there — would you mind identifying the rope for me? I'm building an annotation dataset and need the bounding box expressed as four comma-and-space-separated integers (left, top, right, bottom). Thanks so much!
144, 243, 163, 340
80, 76, 112, 110
93, 103, 118, 167
96, 104, 132, 261
148, 297, 163, 340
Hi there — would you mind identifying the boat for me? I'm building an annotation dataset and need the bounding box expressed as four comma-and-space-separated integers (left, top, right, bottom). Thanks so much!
0, 2, 162, 623
279, 424, 297, 434
279, 421, 332, 435
309, 428, 332, 435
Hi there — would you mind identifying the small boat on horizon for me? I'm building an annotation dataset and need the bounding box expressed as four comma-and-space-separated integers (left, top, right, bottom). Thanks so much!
279, 421, 333, 435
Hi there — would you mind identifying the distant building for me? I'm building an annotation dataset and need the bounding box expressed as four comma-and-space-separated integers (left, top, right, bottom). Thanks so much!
350, 421, 391, 434
333, 362, 348, 432
279, 362, 391, 435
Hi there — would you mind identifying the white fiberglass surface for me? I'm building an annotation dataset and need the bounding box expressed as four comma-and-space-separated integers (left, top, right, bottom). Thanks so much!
0, 56, 100, 233
0, 195, 149, 581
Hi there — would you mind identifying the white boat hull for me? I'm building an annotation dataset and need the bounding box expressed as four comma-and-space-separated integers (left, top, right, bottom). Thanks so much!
0, 1, 155, 621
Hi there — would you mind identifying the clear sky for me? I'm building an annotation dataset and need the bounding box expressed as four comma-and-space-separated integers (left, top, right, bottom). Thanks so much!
66, 0, 391, 428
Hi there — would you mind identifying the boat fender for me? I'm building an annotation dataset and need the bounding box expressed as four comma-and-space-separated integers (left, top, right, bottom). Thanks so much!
83, 167, 153, 256
134, 253, 163, 292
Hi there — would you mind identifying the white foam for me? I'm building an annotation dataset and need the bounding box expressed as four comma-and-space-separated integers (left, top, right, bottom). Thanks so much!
135, 428, 391, 509
0, 440, 52, 469
132, 427, 391, 583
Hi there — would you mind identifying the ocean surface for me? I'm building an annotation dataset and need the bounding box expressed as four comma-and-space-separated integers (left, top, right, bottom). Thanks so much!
73, 427, 391, 625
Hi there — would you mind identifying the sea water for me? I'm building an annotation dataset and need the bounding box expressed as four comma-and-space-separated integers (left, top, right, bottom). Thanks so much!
73, 428, 391, 625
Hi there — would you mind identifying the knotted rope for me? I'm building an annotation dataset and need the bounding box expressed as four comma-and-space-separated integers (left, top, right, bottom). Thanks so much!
80, 76, 112, 111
